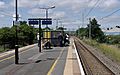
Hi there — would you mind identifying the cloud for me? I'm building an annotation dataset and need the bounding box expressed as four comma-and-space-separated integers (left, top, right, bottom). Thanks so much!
0, 1, 6, 8
28, 8, 55, 18
4, 0, 120, 28
88, 0, 98, 7
28, 8, 44, 15
99, 0, 120, 11
10, 0, 56, 8
10, 0, 39, 8
18, 0, 36, 7
11, 0, 120, 15
9, 0, 120, 13
24, 0, 89, 14
100, 15, 120, 24
57, 0, 88, 12
0, 14, 5, 17
51, 11, 66, 19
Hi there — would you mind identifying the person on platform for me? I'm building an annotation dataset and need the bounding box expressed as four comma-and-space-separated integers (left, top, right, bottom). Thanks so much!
58, 33, 64, 47
64, 34, 70, 46
37, 33, 40, 47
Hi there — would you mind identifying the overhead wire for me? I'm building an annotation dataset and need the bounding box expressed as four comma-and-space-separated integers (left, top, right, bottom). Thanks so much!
0, 12, 12, 17
85, 0, 101, 18
99, 8, 120, 21
0, 9, 13, 17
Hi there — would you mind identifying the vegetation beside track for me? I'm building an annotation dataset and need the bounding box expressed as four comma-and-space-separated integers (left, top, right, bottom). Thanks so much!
83, 39, 120, 62
75, 17, 120, 63
0, 21, 38, 52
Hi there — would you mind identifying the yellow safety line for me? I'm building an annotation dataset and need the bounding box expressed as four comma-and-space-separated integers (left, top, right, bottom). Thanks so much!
47, 48, 64, 75
0, 55, 15, 62
0, 48, 32, 62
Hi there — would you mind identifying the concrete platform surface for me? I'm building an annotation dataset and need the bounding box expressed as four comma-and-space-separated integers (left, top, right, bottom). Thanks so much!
0, 38, 81, 75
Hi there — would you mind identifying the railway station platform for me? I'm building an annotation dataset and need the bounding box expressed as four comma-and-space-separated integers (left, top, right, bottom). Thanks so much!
63, 38, 81, 75
0, 38, 82, 75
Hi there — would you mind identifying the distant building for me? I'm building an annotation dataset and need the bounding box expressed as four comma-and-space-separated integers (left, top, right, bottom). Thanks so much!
102, 27, 120, 35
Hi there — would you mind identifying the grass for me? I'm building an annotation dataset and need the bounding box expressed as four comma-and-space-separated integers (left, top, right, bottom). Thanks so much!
98, 44, 120, 61
83, 39, 120, 62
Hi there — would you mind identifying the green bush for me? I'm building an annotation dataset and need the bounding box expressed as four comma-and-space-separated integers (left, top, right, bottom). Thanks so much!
0, 21, 38, 52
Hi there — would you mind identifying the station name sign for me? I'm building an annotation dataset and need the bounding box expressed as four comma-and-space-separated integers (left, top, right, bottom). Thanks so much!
28, 18, 52, 25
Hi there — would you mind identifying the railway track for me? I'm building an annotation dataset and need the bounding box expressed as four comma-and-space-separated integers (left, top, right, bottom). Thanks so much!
74, 37, 115, 75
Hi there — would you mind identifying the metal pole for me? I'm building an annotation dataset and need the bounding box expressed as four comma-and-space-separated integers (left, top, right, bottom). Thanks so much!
46, 9, 48, 18
56, 19, 59, 29
46, 9, 48, 27
16, 0, 18, 21
45, 9, 49, 41
39, 20, 41, 52
89, 18, 91, 39
78, 26, 80, 37
82, 12, 84, 28
15, 0, 19, 64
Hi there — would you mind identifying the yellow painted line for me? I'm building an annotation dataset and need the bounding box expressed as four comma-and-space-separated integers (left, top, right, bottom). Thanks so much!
0, 55, 15, 62
0, 48, 33, 62
0, 52, 13, 58
47, 48, 64, 75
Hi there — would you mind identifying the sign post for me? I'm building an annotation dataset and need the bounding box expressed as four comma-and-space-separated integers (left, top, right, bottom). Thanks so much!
39, 20, 41, 52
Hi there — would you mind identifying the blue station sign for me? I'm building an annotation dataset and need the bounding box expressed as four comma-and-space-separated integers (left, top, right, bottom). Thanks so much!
28, 18, 52, 25
42, 20, 52, 25
29, 20, 39, 25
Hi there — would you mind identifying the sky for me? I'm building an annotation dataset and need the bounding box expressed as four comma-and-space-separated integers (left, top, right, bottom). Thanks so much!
0, 0, 120, 30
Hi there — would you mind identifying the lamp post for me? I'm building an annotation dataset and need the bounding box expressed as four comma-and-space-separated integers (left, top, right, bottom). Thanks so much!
39, 6, 55, 27
14, 0, 19, 64
39, 6, 55, 42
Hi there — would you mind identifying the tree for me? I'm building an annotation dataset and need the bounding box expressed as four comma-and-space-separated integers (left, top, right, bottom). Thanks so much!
0, 27, 15, 48
19, 21, 35, 45
87, 18, 106, 43
0, 21, 37, 50
76, 28, 87, 39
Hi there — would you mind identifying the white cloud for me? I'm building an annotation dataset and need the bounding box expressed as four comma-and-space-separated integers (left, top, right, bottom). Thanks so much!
0, 14, 5, 17
19, 0, 36, 7
57, 0, 88, 12
9, 0, 120, 13
51, 11, 66, 19
99, 0, 120, 11
28, 8, 44, 15
11, 0, 39, 8
88, 0, 98, 7
10, 0, 56, 8
100, 15, 120, 24
0, 1, 6, 8
28, 8, 55, 18
4, 0, 120, 29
